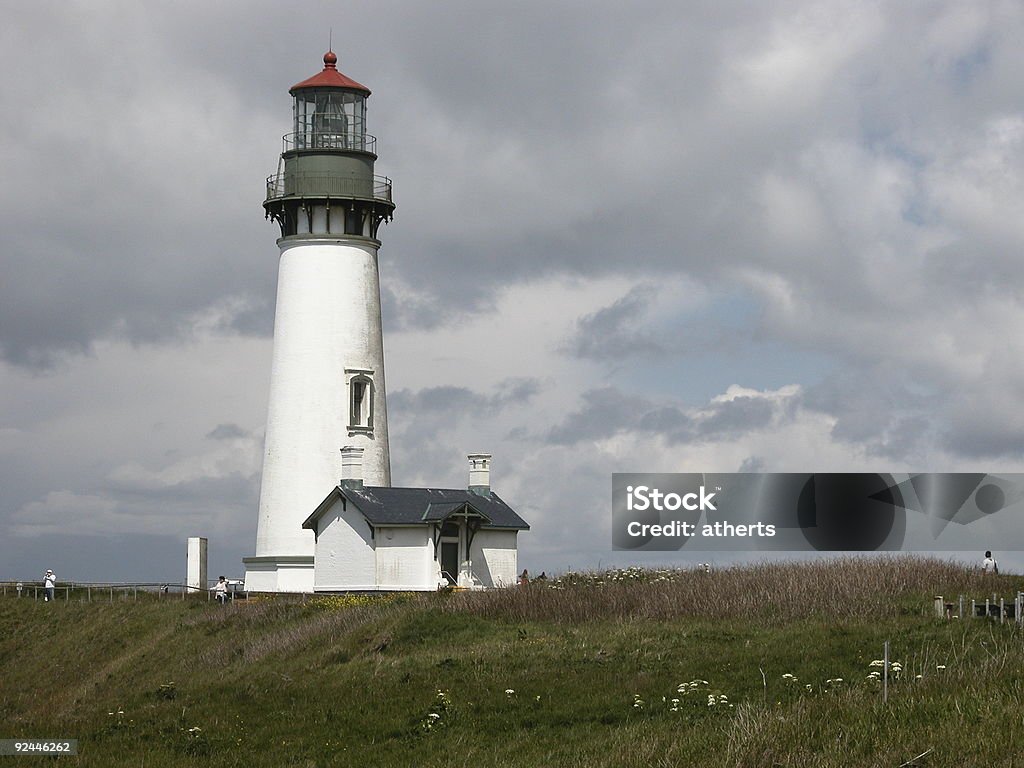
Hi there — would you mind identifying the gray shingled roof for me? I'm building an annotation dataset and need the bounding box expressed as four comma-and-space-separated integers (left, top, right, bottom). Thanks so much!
344, 486, 529, 529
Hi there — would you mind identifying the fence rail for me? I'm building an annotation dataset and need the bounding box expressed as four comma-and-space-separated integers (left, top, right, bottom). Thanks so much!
265, 172, 393, 203
283, 131, 377, 153
0, 580, 246, 603
934, 592, 1024, 626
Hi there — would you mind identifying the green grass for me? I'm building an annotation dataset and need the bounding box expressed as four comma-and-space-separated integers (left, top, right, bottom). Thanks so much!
1, 557, 1022, 767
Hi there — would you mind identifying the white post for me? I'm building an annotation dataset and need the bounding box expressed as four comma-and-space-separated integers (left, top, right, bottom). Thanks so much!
187, 537, 208, 594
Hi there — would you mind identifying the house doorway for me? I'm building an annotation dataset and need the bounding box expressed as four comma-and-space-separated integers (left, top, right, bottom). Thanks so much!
440, 541, 459, 585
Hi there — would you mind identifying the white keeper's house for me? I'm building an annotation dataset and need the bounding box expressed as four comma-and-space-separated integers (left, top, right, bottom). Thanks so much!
302, 449, 528, 591
242, 51, 529, 592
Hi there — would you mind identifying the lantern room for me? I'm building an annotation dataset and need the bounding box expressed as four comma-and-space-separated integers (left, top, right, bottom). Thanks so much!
288, 51, 371, 151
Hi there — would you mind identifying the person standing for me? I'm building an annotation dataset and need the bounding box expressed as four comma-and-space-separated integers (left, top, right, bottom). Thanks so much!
43, 569, 56, 602
983, 551, 999, 575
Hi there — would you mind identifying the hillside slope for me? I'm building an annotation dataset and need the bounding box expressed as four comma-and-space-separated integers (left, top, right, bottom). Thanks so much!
1, 558, 1022, 767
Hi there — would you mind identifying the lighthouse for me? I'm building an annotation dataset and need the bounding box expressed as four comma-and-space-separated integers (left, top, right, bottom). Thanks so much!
243, 51, 396, 592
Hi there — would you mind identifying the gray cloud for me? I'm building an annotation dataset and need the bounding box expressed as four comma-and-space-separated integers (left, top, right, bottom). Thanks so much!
565, 286, 666, 360
738, 456, 767, 473
696, 396, 777, 437
547, 387, 655, 445
206, 423, 250, 441
389, 378, 541, 416
388, 379, 543, 485
549, 386, 797, 446
943, 405, 1024, 460
799, 369, 943, 462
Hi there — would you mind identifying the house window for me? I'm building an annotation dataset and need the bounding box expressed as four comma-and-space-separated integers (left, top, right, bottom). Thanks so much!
347, 372, 374, 433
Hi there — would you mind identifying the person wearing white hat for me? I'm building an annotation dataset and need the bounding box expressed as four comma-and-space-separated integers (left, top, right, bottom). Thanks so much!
43, 569, 56, 602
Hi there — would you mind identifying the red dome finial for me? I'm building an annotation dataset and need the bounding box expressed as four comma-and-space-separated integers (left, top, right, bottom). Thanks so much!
290, 50, 370, 94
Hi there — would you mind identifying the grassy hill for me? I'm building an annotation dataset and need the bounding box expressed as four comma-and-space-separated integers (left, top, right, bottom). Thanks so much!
2, 557, 1022, 767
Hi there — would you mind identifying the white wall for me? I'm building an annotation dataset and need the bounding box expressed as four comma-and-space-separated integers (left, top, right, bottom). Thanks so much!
242, 565, 276, 592
469, 530, 519, 588
277, 563, 315, 592
310, 512, 519, 591
252, 237, 391, 584
242, 560, 313, 592
375, 527, 434, 590
313, 496, 376, 591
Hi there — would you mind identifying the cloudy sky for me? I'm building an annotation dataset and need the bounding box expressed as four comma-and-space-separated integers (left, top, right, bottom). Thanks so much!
2, 0, 1023, 583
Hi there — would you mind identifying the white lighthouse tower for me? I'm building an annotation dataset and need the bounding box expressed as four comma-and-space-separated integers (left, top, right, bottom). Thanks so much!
244, 51, 395, 592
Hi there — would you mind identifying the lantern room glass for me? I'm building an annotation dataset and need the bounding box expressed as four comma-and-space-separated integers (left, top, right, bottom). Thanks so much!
293, 89, 367, 150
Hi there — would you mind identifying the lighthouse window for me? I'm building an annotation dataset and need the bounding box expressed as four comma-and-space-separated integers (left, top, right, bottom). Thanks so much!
345, 208, 362, 235
348, 375, 374, 431
353, 381, 365, 413
314, 93, 348, 145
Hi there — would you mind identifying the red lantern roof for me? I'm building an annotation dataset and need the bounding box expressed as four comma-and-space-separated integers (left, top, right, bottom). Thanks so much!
290, 51, 371, 95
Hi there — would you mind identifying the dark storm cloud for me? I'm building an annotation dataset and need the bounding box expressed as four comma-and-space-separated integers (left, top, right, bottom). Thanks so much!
8, 2, 1023, 458
0, 3, 281, 368
0, 1, 769, 365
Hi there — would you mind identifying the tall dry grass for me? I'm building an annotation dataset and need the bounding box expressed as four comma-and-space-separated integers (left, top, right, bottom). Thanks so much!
192, 595, 416, 668
442, 556, 1001, 623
